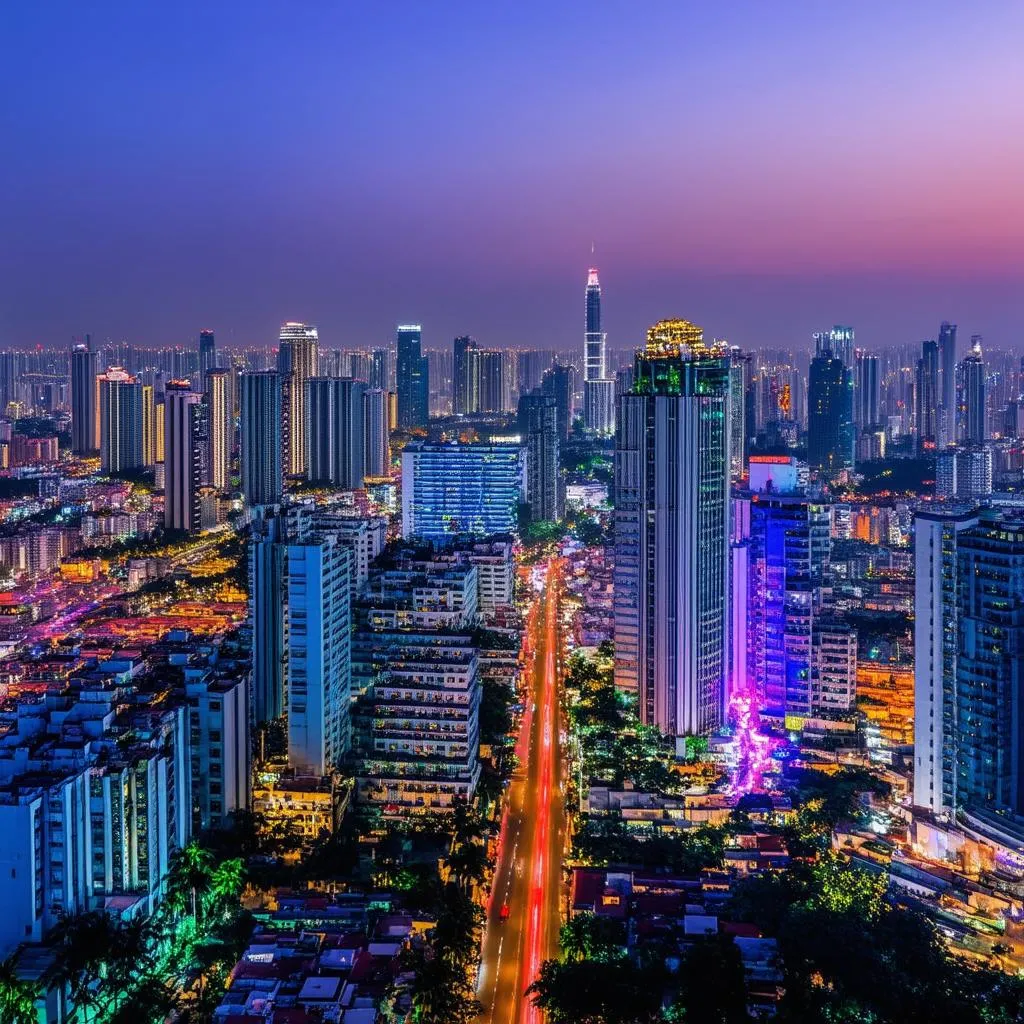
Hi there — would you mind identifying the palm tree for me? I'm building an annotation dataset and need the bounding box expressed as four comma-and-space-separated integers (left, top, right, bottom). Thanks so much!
208, 857, 246, 917
0, 953, 39, 1024
166, 840, 215, 922
450, 797, 486, 848
444, 839, 489, 895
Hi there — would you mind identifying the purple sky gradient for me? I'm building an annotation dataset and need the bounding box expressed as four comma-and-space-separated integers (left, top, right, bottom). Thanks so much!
2, 2, 1022, 352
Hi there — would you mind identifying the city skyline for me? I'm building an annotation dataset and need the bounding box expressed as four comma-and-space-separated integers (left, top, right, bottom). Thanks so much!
3, 3, 1023, 350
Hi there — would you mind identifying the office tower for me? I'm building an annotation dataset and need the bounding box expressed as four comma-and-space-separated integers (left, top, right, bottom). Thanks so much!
249, 510, 286, 724
306, 377, 366, 488
401, 441, 525, 544
935, 450, 958, 500
71, 339, 98, 454
198, 328, 216, 393
363, 387, 390, 479
518, 389, 563, 523
472, 349, 502, 413
371, 347, 392, 391
810, 621, 857, 715
453, 335, 476, 415
98, 368, 144, 473
955, 446, 993, 500
240, 371, 283, 506
206, 367, 232, 490
854, 350, 880, 432
164, 382, 205, 533
808, 349, 854, 476
915, 339, 939, 452
285, 535, 353, 775
728, 349, 751, 480
278, 321, 319, 475
396, 324, 429, 429
957, 337, 986, 444
938, 321, 958, 447
955, 511, 1024, 816
912, 507, 979, 814
614, 319, 731, 743
741, 486, 830, 720
813, 325, 854, 367
541, 362, 574, 444
583, 378, 615, 435
141, 383, 157, 466
584, 267, 605, 381
518, 349, 554, 397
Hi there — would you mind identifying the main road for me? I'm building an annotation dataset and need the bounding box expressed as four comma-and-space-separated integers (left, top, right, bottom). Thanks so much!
477, 557, 566, 1023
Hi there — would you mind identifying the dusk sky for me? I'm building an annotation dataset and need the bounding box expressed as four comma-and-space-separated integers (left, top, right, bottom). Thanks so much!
2, 2, 1023, 353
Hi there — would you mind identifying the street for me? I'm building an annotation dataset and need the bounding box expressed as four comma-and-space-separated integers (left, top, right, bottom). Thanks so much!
477, 558, 566, 1023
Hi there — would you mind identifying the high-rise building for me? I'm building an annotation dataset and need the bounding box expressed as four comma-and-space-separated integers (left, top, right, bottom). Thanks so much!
401, 441, 525, 544
938, 321, 958, 447
198, 329, 216, 393
205, 368, 232, 491
518, 389, 562, 523
164, 381, 205, 534
363, 387, 390, 479
240, 371, 283, 506
854, 349, 880, 433
477, 349, 506, 414
808, 350, 854, 476
396, 324, 429, 429
912, 507, 978, 814
306, 377, 366, 488
141, 382, 157, 467
957, 337, 986, 445
810, 621, 858, 715
370, 347, 393, 391
541, 362, 574, 444
71, 339, 98, 455
278, 322, 319, 475
739, 486, 830, 720
813, 325, 854, 367
583, 378, 616, 435
249, 509, 286, 725
955, 511, 1024, 817
285, 536, 353, 775
584, 267, 605, 381
614, 319, 731, 743
98, 367, 144, 474
915, 339, 939, 452
453, 335, 477, 415
728, 349, 751, 480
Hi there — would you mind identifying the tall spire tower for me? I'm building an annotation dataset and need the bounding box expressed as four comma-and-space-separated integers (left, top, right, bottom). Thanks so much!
584, 267, 605, 381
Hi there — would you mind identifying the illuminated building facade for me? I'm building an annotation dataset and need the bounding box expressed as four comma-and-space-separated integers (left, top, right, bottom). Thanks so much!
71, 338, 98, 454
396, 323, 429, 429
401, 441, 525, 544
957, 337, 987, 444
198, 328, 216, 393
614, 320, 731, 742
307, 376, 366, 488
98, 367, 144, 473
584, 377, 616, 436
808, 349, 854, 476
518, 388, 563, 523
915, 339, 939, 452
584, 267, 605, 381
938, 320, 958, 447
278, 321, 319, 475
363, 387, 390, 479
206, 367, 232, 490
164, 381, 205, 534
240, 370, 283, 506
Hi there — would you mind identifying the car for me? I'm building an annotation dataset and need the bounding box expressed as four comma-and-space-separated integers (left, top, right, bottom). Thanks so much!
500, 903, 511, 921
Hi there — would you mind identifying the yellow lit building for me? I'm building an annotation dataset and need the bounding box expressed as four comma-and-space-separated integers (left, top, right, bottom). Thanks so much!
645, 318, 728, 359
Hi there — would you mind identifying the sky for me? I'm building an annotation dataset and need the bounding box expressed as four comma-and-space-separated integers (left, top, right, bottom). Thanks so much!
2, 2, 1023, 354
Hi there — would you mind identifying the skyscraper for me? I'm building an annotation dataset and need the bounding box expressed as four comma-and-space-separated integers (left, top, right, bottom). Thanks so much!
401, 441, 525, 544
396, 324, 429, 429
813, 325, 854, 367
198, 329, 216, 393
853, 349, 880, 433
938, 321, 958, 447
541, 362, 574, 444
71, 339, 98, 455
728, 349, 751, 481
164, 382, 205, 534
583, 378, 616, 436
285, 535, 353, 775
614, 319, 731, 743
808, 349, 854, 476
453, 335, 477, 415
955, 511, 1024, 816
915, 339, 939, 452
957, 337, 986, 445
141, 383, 157, 467
240, 371, 283, 506
249, 509, 286, 724
98, 367, 144, 473
370, 347, 392, 391
278, 322, 319, 475
912, 507, 978, 814
306, 377, 366, 488
518, 389, 562, 523
584, 267, 605, 381
206, 367, 232, 491
363, 387, 390, 479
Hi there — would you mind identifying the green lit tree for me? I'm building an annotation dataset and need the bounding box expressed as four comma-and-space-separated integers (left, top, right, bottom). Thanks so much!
0, 953, 39, 1024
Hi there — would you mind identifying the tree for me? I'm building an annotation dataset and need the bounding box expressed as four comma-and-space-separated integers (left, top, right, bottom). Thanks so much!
673, 934, 749, 1024
0, 954, 39, 1024
527, 957, 663, 1024
444, 839, 489, 895
559, 913, 626, 962
166, 840, 215, 922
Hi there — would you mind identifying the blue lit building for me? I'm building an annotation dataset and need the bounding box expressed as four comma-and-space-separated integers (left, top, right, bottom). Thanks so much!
401, 441, 525, 544
396, 324, 429, 429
